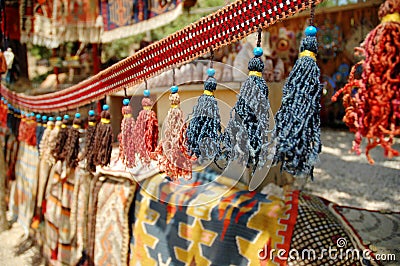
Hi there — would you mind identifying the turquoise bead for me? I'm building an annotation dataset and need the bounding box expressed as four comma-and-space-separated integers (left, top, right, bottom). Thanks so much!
123, 98, 130, 106
170, 85, 178, 93
305, 26, 317, 36
253, 47, 263, 57
75, 113, 81, 118
144, 90, 150, 97
103, 104, 110, 111
88, 110, 95, 116
207, 68, 216, 77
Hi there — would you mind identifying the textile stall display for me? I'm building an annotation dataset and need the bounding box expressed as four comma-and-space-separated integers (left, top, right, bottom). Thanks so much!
0, 0, 399, 265
19, 0, 186, 48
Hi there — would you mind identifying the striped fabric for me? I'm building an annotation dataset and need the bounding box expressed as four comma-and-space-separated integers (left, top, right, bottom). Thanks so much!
43, 161, 77, 265
8, 142, 39, 235
43, 161, 63, 263
58, 167, 76, 265
70, 166, 92, 265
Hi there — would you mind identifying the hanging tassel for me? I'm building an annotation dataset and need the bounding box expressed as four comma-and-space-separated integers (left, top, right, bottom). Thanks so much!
63, 113, 82, 169
18, 111, 27, 143
93, 105, 113, 167
153, 85, 192, 180
332, 0, 400, 163
132, 89, 159, 166
47, 116, 62, 165
52, 114, 70, 162
0, 97, 7, 128
273, 25, 322, 178
331, 63, 364, 155
36, 114, 46, 153
186, 66, 222, 162
119, 98, 136, 167
26, 112, 37, 146
6, 104, 13, 134
84, 110, 98, 172
39, 116, 54, 160
224, 29, 272, 172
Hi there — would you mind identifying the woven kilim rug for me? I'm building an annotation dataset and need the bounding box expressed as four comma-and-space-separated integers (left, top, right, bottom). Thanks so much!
129, 172, 298, 266
70, 165, 92, 265
43, 161, 63, 264
93, 171, 136, 266
330, 205, 400, 266
8, 142, 39, 235
57, 166, 76, 265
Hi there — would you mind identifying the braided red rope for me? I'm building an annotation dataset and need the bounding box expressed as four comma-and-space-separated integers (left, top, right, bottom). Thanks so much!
1, 0, 320, 112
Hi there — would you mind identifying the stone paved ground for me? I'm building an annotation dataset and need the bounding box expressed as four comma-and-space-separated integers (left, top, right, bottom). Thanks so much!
305, 129, 400, 212
0, 129, 398, 265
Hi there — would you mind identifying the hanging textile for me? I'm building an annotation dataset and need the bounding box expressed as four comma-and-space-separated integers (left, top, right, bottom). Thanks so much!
21, 0, 102, 48
100, 0, 183, 42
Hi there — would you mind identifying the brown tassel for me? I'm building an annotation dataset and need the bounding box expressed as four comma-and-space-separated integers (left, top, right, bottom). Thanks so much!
84, 110, 98, 172
63, 113, 82, 169
52, 114, 70, 162
93, 105, 113, 167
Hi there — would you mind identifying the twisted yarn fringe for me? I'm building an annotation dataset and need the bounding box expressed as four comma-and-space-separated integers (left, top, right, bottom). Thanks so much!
93, 111, 113, 167
332, 0, 400, 163
120, 105, 136, 167
186, 77, 222, 162
47, 121, 61, 165
39, 121, 53, 160
84, 115, 98, 172
153, 93, 192, 181
63, 118, 82, 169
224, 57, 272, 171
52, 119, 69, 162
132, 97, 159, 167
36, 123, 45, 152
273, 36, 322, 178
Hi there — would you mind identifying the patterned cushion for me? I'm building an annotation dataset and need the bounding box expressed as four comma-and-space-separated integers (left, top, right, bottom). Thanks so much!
288, 193, 363, 266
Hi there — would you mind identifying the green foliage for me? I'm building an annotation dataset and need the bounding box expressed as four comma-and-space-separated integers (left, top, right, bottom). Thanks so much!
101, 33, 145, 62
30, 45, 52, 60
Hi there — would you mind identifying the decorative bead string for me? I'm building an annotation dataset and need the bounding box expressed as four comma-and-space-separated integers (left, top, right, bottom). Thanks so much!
0, 0, 321, 112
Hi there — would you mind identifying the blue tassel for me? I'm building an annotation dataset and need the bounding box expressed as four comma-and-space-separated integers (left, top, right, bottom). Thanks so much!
224, 47, 272, 171
186, 69, 222, 161
36, 115, 47, 151
273, 26, 322, 178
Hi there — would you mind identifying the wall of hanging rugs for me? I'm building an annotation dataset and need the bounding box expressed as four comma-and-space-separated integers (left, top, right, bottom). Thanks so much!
0, 0, 399, 265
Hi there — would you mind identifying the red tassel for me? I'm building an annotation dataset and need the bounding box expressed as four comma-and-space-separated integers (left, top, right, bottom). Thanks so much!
332, 0, 400, 163
153, 87, 192, 181
119, 99, 136, 167
132, 91, 158, 167
0, 98, 7, 127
